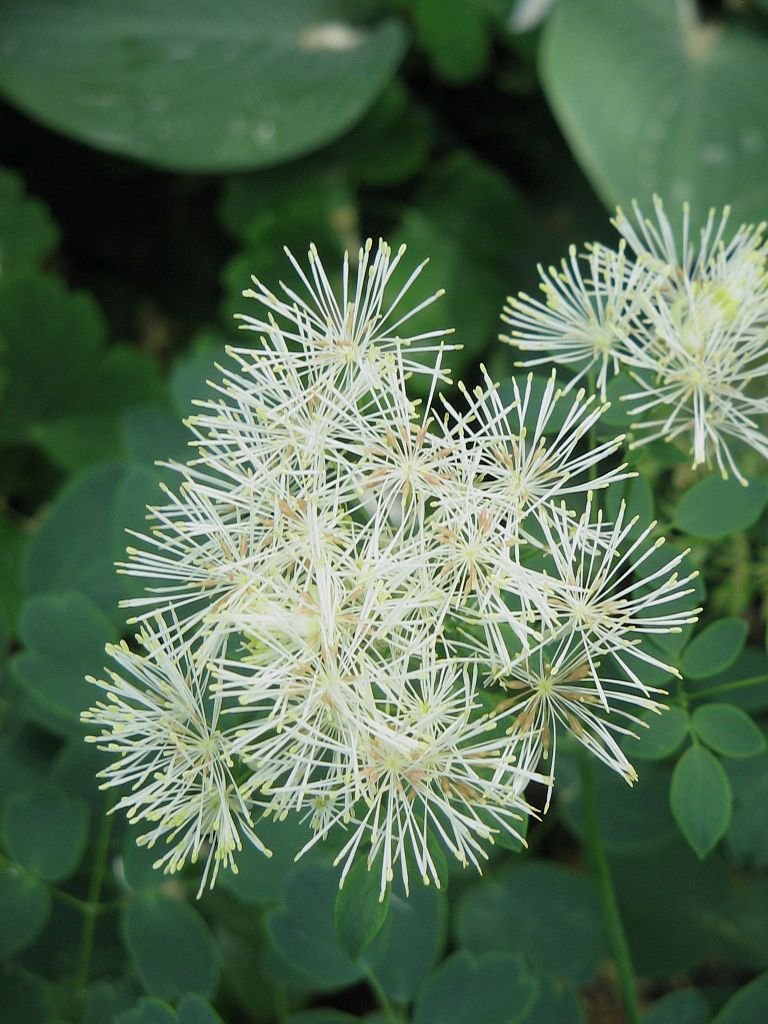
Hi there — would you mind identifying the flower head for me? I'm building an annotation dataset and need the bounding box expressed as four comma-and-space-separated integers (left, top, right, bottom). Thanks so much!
614, 198, 768, 481
502, 198, 768, 481
85, 240, 696, 896
83, 618, 267, 894
501, 242, 662, 398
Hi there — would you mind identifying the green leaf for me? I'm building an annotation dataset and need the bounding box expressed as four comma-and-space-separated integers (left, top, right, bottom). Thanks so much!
169, 334, 227, 414
177, 994, 224, 1024
0, 1, 407, 172
541, 0, 768, 227
681, 619, 749, 680
455, 862, 605, 983
115, 1001, 177, 1024
670, 745, 732, 858
0, 969, 49, 1024
558, 754, 678, 851
0, 864, 51, 956
393, 152, 536, 382
219, 178, 352, 324
631, 706, 690, 761
414, 951, 537, 1024
0, 168, 59, 274
13, 591, 117, 730
610, 835, 734, 977
604, 634, 677, 689
641, 988, 710, 1024
23, 461, 162, 626
0, 274, 105, 444
122, 894, 220, 1001
36, 349, 166, 472
267, 862, 365, 990
286, 1014, 357, 1024
324, 80, 433, 187
365, 882, 446, 1002
684, 646, 768, 714
725, 752, 768, 867
691, 704, 766, 759
3, 784, 89, 882
0, 514, 26, 633
126, 848, 176, 902
82, 980, 139, 1024
23, 462, 123, 611
713, 973, 768, 1024
674, 477, 768, 539
334, 857, 390, 961
121, 404, 190, 468
217, 814, 318, 906
413, 0, 490, 84
523, 980, 585, 1024
0, 720, 52, 818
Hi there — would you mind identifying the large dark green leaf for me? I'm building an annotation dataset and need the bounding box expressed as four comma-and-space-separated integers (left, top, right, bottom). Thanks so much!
641, 988, 711, 1024
725, 752, 768, 867
0, 1, 406, 172
455, 862, 605, 983
36, 350, 166, 472
217, 815, 317, 906
0, 169, 59, 275
412, 0, 490, 84
177, 995, 225, 1024
365, 882, 446, 1002
13, 590, 117, 729
558, 755, 678, 851
82, 979, 140, 1024
267, 862, 366, 990
392, 152, 537, 382
122, 894, 220, 1001
414, 951, 537, 1024
0, 969, 49, 1024
23, 461, 163, 625
713, 973, 768, 1024
0, 274, 104, 444
610, 836, 730, 977
541, 0, 768, 226
3, 784, 89, 882
0, 865, 51, 957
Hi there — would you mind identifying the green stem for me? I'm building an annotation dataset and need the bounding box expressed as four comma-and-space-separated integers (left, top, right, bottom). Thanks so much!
579, 755, 640, 1024
51, 888, 122, 915
687, 673, 768, 702
273, 982, 289, 1024
364, 964, 402, 1024
75, 809, 113, 991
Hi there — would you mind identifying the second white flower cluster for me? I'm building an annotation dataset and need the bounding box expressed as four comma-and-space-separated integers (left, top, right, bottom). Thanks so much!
503, 199, 768, 482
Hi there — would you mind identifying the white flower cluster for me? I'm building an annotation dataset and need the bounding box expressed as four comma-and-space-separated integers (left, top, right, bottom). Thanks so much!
502, 198, 768, 483
84, 241, 698, 897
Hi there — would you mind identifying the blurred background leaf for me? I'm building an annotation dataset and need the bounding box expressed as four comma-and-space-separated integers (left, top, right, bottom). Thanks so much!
0, 1, 408, 172
541, 0, 768, 228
